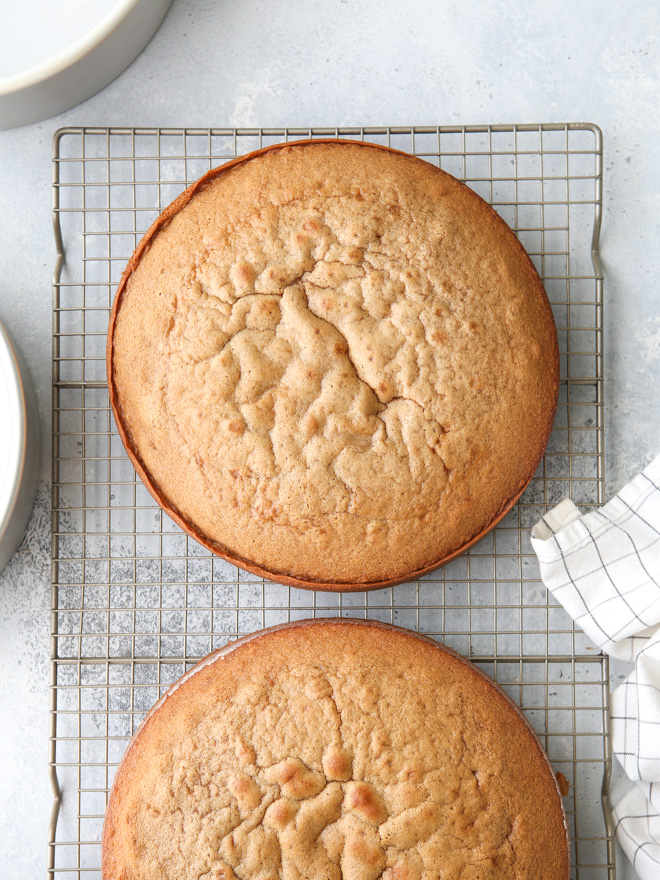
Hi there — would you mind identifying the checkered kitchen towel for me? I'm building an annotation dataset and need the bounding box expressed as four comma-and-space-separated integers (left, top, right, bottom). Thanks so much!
531, 453, 660, 879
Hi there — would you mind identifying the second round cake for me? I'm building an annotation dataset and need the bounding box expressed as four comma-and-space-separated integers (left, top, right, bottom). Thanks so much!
108, 139, 559, 587
102, 619, 569, 880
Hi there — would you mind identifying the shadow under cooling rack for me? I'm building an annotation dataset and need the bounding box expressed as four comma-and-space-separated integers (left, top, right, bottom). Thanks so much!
49, 124, 615, 879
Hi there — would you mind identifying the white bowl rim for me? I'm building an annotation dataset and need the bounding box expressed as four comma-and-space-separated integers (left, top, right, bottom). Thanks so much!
0, 0, 143, 98
0, 319, 27, 538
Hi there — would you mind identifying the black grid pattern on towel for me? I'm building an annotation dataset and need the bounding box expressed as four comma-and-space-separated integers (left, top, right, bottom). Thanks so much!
539, 468, 660, 659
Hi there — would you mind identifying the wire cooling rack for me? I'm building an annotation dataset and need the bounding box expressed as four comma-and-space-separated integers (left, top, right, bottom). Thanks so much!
49, 124, 613, 879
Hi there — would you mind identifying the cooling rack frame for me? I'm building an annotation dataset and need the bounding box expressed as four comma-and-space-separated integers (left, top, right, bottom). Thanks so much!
49, 123, 614, 879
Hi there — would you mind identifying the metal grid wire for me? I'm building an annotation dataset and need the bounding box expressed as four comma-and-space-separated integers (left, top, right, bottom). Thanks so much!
49, 124, 614, 878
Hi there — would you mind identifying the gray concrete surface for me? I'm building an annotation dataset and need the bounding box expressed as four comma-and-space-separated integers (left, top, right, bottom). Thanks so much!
2, 1, 659, 877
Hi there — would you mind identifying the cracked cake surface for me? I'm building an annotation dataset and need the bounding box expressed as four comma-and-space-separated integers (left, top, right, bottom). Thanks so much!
102, 619, 569, 880
108, 139, 558, 587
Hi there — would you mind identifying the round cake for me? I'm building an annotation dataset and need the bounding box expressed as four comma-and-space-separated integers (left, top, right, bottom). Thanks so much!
102, 619, 569, 880
107, 139, 559, 589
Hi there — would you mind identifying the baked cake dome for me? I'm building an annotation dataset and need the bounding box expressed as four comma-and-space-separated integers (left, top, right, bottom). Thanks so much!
107, 139, 558, 589
102, 619, 569, 880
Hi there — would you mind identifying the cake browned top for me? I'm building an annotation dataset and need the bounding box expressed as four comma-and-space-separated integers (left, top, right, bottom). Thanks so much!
108, 139, 558, 587
102, 619, 569, 880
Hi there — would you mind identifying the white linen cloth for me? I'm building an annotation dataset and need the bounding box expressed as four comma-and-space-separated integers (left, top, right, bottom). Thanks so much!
531, 453, 660, 879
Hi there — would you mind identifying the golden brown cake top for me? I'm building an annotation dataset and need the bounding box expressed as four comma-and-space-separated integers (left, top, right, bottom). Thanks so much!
102, 620, 569, 880
108, 140, 558, 587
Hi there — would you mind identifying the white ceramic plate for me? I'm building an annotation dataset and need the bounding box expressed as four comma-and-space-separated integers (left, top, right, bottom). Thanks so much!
0, 0, 172, 130
0, 319, 40, 574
